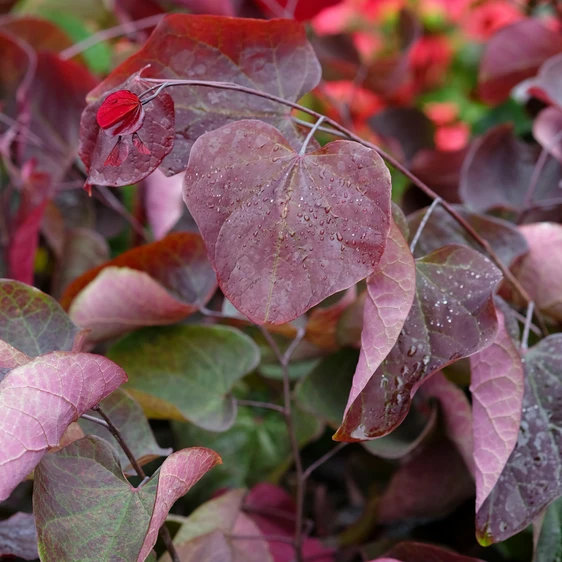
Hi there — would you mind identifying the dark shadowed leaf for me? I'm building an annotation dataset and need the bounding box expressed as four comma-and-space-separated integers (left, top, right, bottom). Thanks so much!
34, 436, 220, 562
87, 14, 322, 175
60, 232, 217, 342
79, 389, 171, 475
183, 119, 391, 324
79, 73, 175, 187
510, 223, 562, 323
336, 289, 366, 347
0, 512, 38, 560
0, 352, 126, 501
476, 335, 562, 544
344, 220, 415, 414
478, 19, 562, 104
108, 325, 260, 431
470, 309, 524, 511
0, 15, 74, 52
534, 496, 562, 562
335, 245, 501, 441
378, 437, 474, 524
173, 405, 322, 495
373, 542, 485, 562
459, 124, 562, 216
407, 205, 528, 267
0, 280, 79, 356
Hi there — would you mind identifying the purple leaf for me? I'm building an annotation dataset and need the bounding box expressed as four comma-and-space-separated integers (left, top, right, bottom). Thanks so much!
183, 119, 391, 324
0, 280, 79, 356
344, 220, 416, 415
528, 52, 562, 108
459, 124, 562, 216
335, 245, 501, 441
0, 339, 30, 381
533, 106, 562, 163
372, 542, 485, 562
0, 352, 127, 501
470, 308, 524, 511
86, 14, 322, 175
33, 435, 221, 562
478, 19, 562, 104
79, 388, 172, 475
143, 169, 184, 239
79, 73, 175, 187
0, 512, 38, 560
476, 334, 562, 544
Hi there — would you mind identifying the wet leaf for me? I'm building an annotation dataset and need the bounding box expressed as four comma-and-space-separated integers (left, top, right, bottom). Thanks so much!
335, 245, 501, 441
476, 334, 562, 544
87, 14, 322, 175
34, 436, 221, 562
0, 512, 38, 560
0, 280, 79, 356
79, 389, 171, 475
478, 19, 562, 104
60, 232, 217, 342
108, 325, 260, 431
183, 119, 391, 324
470, 308, 524, 511
0, 352, 127, 501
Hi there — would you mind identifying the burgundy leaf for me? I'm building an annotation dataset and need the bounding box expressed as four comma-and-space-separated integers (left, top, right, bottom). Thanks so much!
470, 308, 524, 511
97, 90, 145, 136
528, 52, 562, 108
34, 436, 221, 562
378, 437, 474, 524
459, 124, 562, 216
335, 245, 501, 441
476, 335, 562, 544
143, 169, 184, 239
407, 205, 528, 268
344, 220, 416, 415
255, 0, 342, 20
373, 542, 485, 562
0, 352, 127, 501
86, 14, 322, 175
0, 512, 38, 560
79, 73, 175, 187
478, 19, 562, 104
0, 280, 79, 356
0, 15, 74, 53
183, 120, 391, 324
533, 106, 562, 163
60, 232, 217, 342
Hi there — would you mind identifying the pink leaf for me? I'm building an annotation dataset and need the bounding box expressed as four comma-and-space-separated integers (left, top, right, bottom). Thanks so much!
533, 106, 562, 163
344, 220, 415, 414
528, 52, 562, 109
470, 307, 524, 511
183, 119, 391, 325
0, 339, 30, 381
0, 352, 127, 501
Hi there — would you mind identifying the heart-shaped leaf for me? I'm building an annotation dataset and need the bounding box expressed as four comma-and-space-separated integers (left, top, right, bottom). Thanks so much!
33, 436, 221, 562
60, 232, 217, 342
183, 119, 391, 324
470, 308, 524, 511
86, 14, 322, 175
335, 245, 501, 441
0, 352, 127, 501
108, 325, 260, 431
476, 334, 562, 544
79, 389, 171, 475
0, 280, 79, 356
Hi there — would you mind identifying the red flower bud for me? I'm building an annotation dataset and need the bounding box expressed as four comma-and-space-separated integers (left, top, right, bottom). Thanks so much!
96, 90, 145, 137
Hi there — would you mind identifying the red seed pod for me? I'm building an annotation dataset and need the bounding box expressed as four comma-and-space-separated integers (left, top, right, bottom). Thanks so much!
96, 90, 145, 137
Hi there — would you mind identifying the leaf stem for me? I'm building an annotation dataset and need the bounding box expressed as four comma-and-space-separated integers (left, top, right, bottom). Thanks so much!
302, 442, 347, 481
521, 301, 535, 352
92, 405, 181, 562
80, 413, 108, 428
299, 116, 325, 156
236, 398, 286, 414
140, 77, 546, 333
259, 325, 306, 562
409, 197, 441, 253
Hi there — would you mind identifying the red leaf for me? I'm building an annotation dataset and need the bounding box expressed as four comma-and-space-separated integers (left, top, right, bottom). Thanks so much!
183, 119, 391, 325
132, 132, 150, 155
97, 90, 146, 137
255, 0, 342, 20
103, 137, 130, 167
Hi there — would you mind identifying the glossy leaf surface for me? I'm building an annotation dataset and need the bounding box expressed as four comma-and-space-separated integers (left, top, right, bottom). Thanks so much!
183, 120, 391, 324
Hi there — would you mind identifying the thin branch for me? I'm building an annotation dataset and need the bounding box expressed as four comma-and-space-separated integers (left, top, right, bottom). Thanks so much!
138, 77, 545, 333
299, 116, 325, 156
521, 301, 535, 352
92, 406, 181, 562
512, 309, 541, 337
302, 443, 347, 481
80, 413, 108, 428
237, 398, 286, 414
59, 14, 165, 60
409, 197, 441, 253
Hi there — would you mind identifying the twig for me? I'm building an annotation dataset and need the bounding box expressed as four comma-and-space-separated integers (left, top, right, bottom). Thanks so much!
512, 309, 541, 337
59, 14, 165, 60
302, 443, 347, 481
80, 413, 108, 428
259, 325, 306, 562
237, 398, 286, 414
139, 76, 546, 334
521, 301, 535, 352
409, 197, 441, 253
92, 405, 181, 562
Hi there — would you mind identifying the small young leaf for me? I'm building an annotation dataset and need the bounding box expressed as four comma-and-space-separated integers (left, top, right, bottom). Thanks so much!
0, 352, 127, 501
183, 120, 391, 324
96, 90, 145, 137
